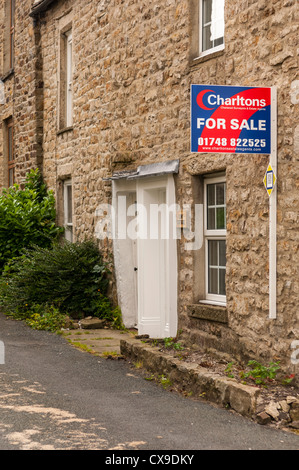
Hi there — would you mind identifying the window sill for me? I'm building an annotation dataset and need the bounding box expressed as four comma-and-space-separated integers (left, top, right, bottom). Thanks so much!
187, 302, 228, 324
199, 299, 226, 307
190, 47, 225, 67
1, 69, 14, 82
57, 126, 73, 136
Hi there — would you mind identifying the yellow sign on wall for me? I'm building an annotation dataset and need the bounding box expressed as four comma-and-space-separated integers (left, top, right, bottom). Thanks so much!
263, 164, 276, 197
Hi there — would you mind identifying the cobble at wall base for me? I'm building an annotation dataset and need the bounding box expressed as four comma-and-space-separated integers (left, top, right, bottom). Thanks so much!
120, 337, 299, 432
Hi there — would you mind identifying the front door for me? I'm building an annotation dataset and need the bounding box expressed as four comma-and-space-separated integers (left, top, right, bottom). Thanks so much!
112, 174, 177, 338
136, 175, 177, 338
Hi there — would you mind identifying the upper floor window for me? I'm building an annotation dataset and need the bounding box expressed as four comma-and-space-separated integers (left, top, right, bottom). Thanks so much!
9, 0, 14, 69
59, 27, 73, 130
65, 30, 73, 128
199, 0, 224, 56
3, 0, 15, 74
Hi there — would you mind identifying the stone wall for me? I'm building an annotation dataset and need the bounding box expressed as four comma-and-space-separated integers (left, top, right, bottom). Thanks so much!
1, 0, 298, 374
184, 0, 299, 372
0, 0, 43, 187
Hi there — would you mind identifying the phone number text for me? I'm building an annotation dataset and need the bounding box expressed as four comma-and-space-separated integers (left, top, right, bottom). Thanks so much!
198, 137, 266, 148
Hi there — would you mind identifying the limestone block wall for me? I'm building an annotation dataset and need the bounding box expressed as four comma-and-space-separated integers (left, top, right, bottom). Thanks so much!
184, 0, 299, 372
0, 0, 43, 187
38, 0, 192, 286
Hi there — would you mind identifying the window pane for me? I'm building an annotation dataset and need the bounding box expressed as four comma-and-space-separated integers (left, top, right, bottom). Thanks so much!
219, 240, 226, 266
208, 207, 215, 230
202, 0, 224, 52
11, 0, 15, 27
207, 183, 215, 205
216, 183, 225, 205
209, 267, 218, 294
10, 35, 14, 68
203, 25, 212, 52
207, 183, 215, 230
214, 36, 223, 47
202, 0, 212, 25
67, 184, 72, 224
9, 168, 14, 186
208, 240, 218, 266
219, 268, 226, 295
207, 182, 226, 230
208, 240, 226, 296
8, 127, 13, 161
65, 226, 73, 243
216, 207, 225, 229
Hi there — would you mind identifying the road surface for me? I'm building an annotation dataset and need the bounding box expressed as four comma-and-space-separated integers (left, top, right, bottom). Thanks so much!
0, 313, 298, 451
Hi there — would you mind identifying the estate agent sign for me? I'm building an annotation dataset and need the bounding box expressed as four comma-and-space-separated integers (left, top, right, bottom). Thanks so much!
191, 84, 278, 320
191, 85, 272, 154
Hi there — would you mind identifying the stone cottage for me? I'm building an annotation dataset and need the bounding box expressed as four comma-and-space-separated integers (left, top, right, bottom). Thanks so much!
0, 0, 298, 374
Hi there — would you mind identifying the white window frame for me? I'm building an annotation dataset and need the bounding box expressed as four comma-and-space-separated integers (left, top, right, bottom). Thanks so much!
65, 30, 73, 127
199, 0, 225, 58
203, 175, 226, 305
64, 179, 73, 242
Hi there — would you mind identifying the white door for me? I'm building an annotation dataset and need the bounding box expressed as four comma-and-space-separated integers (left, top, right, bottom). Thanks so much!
112, 175, 178, 338
136, 175, 177, 338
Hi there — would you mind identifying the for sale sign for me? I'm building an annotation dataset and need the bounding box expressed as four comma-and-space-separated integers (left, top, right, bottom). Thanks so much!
191, 85, 271, 154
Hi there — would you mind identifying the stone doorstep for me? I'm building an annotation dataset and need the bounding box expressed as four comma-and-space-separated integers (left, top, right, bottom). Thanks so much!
120, 338, 260, 419
78, 318, 107, 329
63, 327, 133, 357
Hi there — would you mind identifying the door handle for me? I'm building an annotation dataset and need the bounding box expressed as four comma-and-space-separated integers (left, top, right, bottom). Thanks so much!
134, 267, 138, 271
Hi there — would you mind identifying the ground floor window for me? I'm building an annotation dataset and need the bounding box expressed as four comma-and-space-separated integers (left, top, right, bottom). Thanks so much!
204, 175, 226, 304
63, 179, 73, 242
7, 118, 15, 187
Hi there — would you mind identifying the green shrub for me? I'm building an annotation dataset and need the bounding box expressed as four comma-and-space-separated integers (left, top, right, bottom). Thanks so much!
0, 239, 115, 320
0, 169, 63, 272
4, 304, 69, 332
14, 304, 68, 332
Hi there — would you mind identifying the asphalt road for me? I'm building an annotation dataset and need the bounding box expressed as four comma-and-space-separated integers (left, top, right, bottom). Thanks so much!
0, 312, 298, 452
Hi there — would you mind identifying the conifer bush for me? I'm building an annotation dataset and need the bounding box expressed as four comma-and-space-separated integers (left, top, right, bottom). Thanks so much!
1, 239, 114, 320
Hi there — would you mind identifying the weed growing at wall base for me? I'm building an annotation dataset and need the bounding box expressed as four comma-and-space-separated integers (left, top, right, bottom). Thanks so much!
241, 360, 281, 386
11, 305, 68, 332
